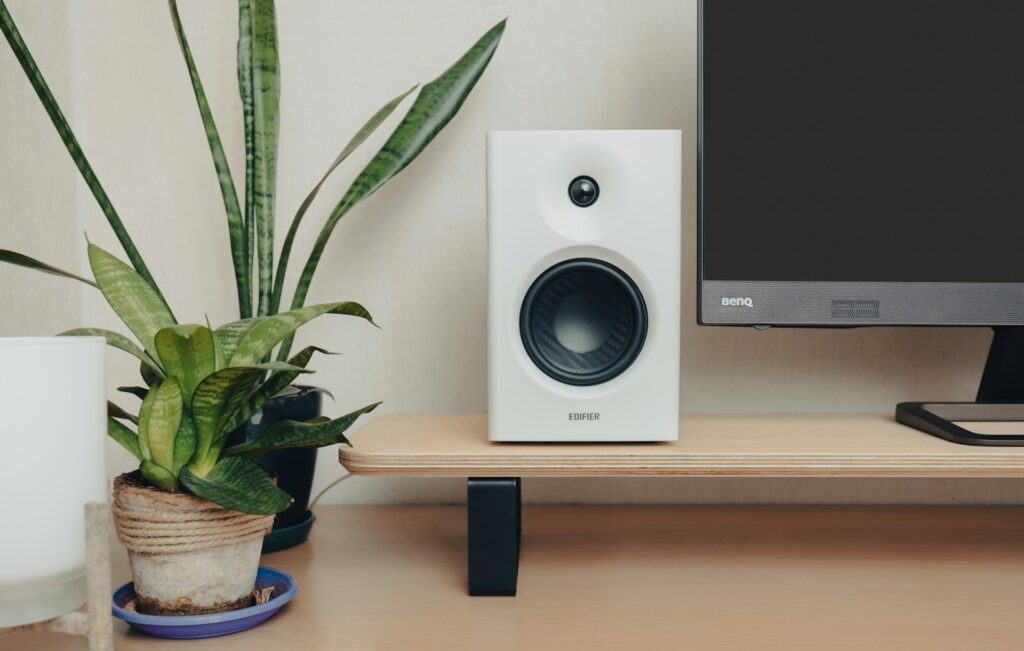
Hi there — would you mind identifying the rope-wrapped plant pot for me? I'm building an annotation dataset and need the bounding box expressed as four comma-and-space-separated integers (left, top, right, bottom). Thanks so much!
112, 473, 274, 616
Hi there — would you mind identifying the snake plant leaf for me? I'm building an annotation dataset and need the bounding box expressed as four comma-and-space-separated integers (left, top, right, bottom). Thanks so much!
173, 413, 198, 475
138, 378, 184, 472
283, 19, 506, 351
61, 327, 165, 378
304, 386, 335, 402
232, 346, 331, 434
167, 0, 251, 319
141, 460, 179, 492
269, 84, 418, 314
107, 417, 143, 461
232, 302, 373, 367
189, 361, 311, 474
251, 346, 330, 407
87, 243, 176, 357
214, 317, 264, 365
140, 360, 161, 388
108, 401, 139, 425
241, 0, 280, 317
0, 249, 98, 287
208, 321, 227, 370
181, 456, 292, 514
154, 324, 217, 402
117, 386, 150, 400
237, 0, 255, 302
223, 401, 381, 459
0, 3, 168, 309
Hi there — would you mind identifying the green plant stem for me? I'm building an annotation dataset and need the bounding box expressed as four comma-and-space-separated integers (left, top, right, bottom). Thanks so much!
0, 0, 170, 313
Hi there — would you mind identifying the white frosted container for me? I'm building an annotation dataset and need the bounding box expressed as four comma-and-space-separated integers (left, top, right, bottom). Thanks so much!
0, 337, 107, 626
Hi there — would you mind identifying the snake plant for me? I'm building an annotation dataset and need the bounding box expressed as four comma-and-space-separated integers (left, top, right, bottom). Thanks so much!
0, 1, 505, 514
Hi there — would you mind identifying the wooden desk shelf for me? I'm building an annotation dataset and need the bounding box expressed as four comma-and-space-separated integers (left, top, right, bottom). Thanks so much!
20, 505, 1024, 650
341, 413, 1024, 478
340, 413, 1024, 596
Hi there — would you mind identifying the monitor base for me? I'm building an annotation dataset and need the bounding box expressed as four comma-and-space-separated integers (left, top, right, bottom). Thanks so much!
896, 327, 1024, 446
896, 402, 1024, 446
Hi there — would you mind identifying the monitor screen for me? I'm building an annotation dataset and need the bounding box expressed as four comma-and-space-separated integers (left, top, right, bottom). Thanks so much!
699, 0, 1024, 325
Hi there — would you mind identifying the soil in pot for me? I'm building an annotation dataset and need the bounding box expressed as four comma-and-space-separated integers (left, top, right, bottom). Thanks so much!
112, 472, 274, 616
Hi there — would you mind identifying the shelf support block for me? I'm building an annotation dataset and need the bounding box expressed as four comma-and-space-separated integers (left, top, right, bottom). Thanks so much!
467, 477, 521, 596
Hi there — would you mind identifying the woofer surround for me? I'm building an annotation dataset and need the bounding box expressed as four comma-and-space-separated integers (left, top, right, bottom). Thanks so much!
519, 258, 648, 386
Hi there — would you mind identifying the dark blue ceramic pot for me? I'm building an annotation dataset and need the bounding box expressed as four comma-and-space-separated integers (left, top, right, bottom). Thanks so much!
226, 386, 321, 546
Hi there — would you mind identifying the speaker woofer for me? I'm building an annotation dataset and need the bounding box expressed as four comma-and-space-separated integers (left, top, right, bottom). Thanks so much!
520, 258, 648, 386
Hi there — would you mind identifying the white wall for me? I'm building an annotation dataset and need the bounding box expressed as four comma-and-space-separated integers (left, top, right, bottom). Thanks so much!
1, 1, 81, 336
2, 0, 1015, 505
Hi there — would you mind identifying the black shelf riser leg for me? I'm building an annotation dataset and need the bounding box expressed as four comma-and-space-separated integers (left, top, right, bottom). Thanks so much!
467, 477, 521, 596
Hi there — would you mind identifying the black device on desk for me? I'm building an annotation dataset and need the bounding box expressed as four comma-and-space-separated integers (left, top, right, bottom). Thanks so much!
698, 0, 1024, 444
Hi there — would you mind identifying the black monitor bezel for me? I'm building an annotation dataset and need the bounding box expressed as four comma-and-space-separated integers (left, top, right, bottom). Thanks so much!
696, 0, 1024, 327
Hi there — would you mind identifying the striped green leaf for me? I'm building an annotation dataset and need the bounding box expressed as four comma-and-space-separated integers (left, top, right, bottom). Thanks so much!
214, 317, 264, 366
0, 249, 97, 287
173, 413, 198, 475
168, 0, 251, 319
138, 379, 184, 472
141, 460, 178, 492
304, 386, 335, 402
107, 417, 142, 461
154, 324, 217, 402
237, 0, 256, 309
0, 2, 168, 310
223, 401, 380, 458
180, 456, 292, 514
250, 346, 329, 409
87, 244, 176, 357
283, 19, 505, 354
207, 321, 226, 370
61, 327, 164, 378
231, 302, 373, 367
140, 361, 161, 388
108, 401, 138, 425
117, 386, 150, 400
240, 0, 280, 317
189, 361, 310, 474
229, 346, 330, 437
270, 84, 418, 314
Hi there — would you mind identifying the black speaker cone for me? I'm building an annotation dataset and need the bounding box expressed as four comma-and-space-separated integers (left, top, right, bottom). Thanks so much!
520, 259, 647, 386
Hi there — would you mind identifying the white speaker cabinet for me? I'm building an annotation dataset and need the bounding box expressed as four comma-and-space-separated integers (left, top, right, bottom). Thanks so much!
487, 130, 681, 442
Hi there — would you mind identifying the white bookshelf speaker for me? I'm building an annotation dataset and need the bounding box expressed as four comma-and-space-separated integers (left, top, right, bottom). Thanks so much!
487, 130, 681, 442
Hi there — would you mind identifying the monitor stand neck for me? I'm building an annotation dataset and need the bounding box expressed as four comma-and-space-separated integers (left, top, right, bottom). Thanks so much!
896, 326, 1024, 445
977, 327, 1024, 402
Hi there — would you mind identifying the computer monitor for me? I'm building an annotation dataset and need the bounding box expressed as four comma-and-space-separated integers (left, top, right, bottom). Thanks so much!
698, 0, 1024, 444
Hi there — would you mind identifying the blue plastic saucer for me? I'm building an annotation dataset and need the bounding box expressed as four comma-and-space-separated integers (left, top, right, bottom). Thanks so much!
112, 566, 296, 639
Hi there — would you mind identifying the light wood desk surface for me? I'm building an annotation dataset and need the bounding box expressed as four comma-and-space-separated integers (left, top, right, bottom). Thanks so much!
12, 505, 1024, 650
340, 413, 1024, 477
